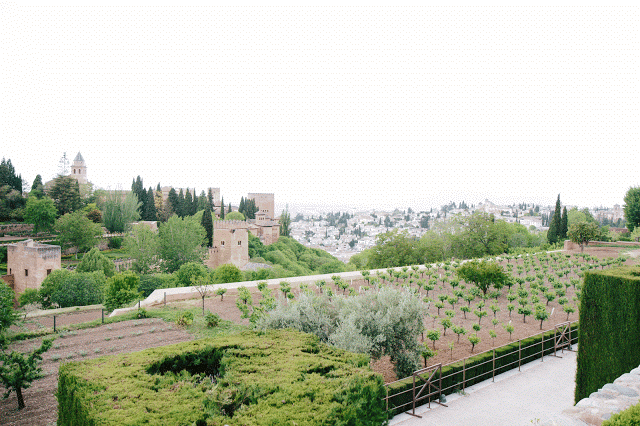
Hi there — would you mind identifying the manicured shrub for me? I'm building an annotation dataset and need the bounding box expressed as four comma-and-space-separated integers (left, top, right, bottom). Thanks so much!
39, 269, 107, 309
575, 266, 640, 403
57, 330, 387, 426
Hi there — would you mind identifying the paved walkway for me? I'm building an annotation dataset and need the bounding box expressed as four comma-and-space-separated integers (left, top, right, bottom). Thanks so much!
390, 349, 577, 426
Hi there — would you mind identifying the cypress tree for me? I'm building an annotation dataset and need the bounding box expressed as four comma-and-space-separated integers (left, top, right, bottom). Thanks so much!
239, 197, 245, 217
207, 188, 214, 211
178, 189, 185, 217
168, 188, 179, 216
144, 188, 157, 221
197, 190, 207, 211
192, 189, 199, 215
560, 206, 568, 240
547, 194, 562, 244
185, 189, 193, 217
220, 197, 225, 219
201, 207, 213, 247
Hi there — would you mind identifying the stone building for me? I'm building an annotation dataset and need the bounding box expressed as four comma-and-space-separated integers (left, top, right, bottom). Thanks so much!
248, 212, 280, 245
247, 193, 275, 219
69, 152, 88, 185
2, 240, 61, 295
205, 220, 249, 269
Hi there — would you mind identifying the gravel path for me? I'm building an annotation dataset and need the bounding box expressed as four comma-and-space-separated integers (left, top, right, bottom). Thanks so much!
390, 348, 577, 426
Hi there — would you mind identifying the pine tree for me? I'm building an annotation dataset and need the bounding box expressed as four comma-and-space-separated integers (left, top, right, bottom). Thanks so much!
560, 206, 568, 240
201, 207, 213, 247
547, 194, 562, 244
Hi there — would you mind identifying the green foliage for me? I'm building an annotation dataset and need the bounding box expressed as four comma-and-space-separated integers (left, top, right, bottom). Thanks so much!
575, 266, 640, 403
568, 221, 600, 252
137, 274, 177, 298
0, 338, 53, 409
24, 196, 57, 233
48, 175, 82, 216
259, 287, 425, 378
158, 215, 206, 273
39, 269, 107, 309
17, 288, 40, 308
224, 211, 245, 221
124, 224, 160, 274
211, 263, 242, 284
175, 310, 194, 326
76, 247, 116, 277
205, 312, 221, 328
57, 330, 386, 426
548, 194, 562, 244
623, 186, 640, 232
175, 262, 209, 287
102, 190, 141, 233
104, 271, 141, 311
602, 401, 640, 426
108, 236, 123, 249
279, 209, 291, 237
55, 211, 103, 256
456, 260, 509, 296
0, 282, 18, 333
200, 207, 213, 247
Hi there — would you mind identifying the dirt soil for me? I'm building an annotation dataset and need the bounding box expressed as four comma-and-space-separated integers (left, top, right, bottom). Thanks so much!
2, 246, 636, 425
0, 318, 193, 426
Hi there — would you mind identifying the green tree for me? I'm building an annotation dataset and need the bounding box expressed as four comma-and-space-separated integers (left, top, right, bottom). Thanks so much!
211, 263, 243, 284
560, 206, 568, 240
0, 282, 18, 333
463, 212, 508, 256
124, 224, 160, 274
143, 188, 157, 221
158, 215, 206, 273
55, 211, 103, 258
456, 260, 509, 296
367, 230, 418, 269
29, 174, 45, 199
24, 196, 57, 234
201, 207, 213, 247
547, 194, 562, 244
102, 191, 141, 233
220, 197, 225, 219
76, 247, 116, 277
47, 175, 82, 216
167, 188, 180, 216
175, 262, 209, 287
39, 269, 106, 308
567, 221, 600, 252
225, 211, 245, 221
0, 338, 53, 410
104, 271, 141, 311
623, 186, 640, 232
0, 158, 23, 194
279, 209, 291, 237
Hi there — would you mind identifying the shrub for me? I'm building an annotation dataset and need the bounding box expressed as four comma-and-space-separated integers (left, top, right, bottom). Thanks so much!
57, 330, 386, 426
136, 308, 148, 319
175, 262, 209, 287
175, 310, 194, 326
137, 273, 177, 298
40, 270, 107, 309
108, 236, 123, 249
104, 271, 141, 311
75, 247, 116, 277
575, 266, 640, 402
602, 401, 640, 426
211, 263, 242, 284
205, 312, 221, 328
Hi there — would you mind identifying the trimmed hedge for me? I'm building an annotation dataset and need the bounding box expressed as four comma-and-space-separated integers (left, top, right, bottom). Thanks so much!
575, 266, 640, 403
58, 329, 388, 425
386, 323, 578, 414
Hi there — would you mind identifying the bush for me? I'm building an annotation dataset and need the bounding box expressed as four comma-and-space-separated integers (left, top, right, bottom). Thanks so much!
57, 330, 387, 426
575, 266, 640, 402
108, 236, 123, 249
138, 274, 177, 298
135, 308, 148, 319
211, 263, 242, 284
39, 270, 107, 309
175, 310, 194, 326
205, 312, 221, 328
175, 262, 209, 287
75, 247, 116, 277
18, 288, 40, 308
602, 401, 640, 425
104, 271, 141, 311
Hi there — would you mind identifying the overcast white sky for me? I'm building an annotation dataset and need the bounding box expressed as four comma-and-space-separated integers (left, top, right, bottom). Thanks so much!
2, 1, 637, 214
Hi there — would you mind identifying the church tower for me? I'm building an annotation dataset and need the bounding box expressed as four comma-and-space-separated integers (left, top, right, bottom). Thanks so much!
70, 152, 87, 184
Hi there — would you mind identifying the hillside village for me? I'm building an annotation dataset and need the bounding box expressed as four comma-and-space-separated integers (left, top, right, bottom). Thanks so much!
290, 200, 626, 262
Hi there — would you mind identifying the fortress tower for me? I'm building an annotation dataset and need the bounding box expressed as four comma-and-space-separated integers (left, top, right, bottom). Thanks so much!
247, 193, 274, 219
69, 152, 88, 184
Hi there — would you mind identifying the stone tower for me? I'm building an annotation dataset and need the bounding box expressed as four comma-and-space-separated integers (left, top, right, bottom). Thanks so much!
247, 193, 275, 219
70, 152, 88, 184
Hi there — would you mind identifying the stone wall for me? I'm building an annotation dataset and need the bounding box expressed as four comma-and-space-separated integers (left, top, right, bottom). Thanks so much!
544, 365, 640, 426
0, 223, 34, 235
563, 240, 640, 251
205, 221, 249, 269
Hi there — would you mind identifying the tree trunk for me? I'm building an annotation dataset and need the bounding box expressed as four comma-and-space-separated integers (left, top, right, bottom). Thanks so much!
16, 386, 25, 410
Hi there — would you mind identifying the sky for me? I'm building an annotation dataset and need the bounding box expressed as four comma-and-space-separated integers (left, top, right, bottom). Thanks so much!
2, 1, 637, 214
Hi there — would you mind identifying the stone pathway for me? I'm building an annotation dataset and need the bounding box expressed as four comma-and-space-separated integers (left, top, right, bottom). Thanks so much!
390, 349, 578, 426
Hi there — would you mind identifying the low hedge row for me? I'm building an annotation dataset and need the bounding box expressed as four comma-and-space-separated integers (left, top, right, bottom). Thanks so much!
58, 329, 388, 425
576, 266, 640, 403
386, 323, 578, 414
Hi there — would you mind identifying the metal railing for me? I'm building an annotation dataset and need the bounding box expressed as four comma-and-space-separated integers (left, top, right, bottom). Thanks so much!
384, 321, 578, 414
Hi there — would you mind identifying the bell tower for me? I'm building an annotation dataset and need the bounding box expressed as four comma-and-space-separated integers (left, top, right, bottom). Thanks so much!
70, 152, 87, 184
